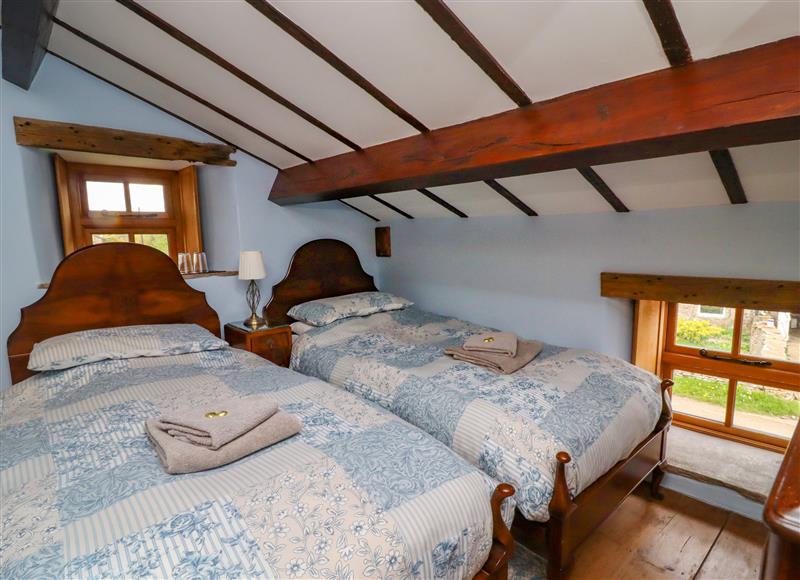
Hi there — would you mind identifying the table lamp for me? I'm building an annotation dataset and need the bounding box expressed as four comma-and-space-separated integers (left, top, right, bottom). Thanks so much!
239, 250, 266, 328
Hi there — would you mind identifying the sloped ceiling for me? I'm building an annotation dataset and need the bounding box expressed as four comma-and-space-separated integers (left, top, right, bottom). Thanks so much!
28, 1, 800, 219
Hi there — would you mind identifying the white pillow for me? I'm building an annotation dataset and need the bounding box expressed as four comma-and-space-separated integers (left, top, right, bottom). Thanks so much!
290, 321, 315, 335
288, 291, 413, 326
28, 324, 227, 371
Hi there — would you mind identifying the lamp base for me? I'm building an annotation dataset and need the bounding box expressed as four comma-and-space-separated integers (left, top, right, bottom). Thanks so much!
244, 312, 264, 329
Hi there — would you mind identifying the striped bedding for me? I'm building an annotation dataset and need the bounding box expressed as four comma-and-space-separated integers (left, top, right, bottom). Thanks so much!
292, 307, 664, 522
1, 347, 512, 579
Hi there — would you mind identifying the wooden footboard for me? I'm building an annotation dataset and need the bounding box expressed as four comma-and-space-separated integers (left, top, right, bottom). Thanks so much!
513, 379, 673, 579
474, 483, 516, 580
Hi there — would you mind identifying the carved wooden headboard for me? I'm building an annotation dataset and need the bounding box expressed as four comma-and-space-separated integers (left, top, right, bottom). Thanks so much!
264, 239, 377, 326
7, 243, 220, 384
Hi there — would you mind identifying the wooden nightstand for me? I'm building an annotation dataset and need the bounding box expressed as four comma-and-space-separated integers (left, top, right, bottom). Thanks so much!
224, 322, 292, 367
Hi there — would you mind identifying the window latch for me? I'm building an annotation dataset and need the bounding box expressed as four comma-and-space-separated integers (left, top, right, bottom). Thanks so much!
698, 349, 772, 367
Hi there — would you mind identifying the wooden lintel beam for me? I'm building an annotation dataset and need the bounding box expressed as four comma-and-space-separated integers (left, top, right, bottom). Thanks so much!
709, 149, 748, 204
601, 272, 800, 313
484, 180, 537, 216
2, 0, 59, 89
270, 38, 800, 205
14, 117, 237, 166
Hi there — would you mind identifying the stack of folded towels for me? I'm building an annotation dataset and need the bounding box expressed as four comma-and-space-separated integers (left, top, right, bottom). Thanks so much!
145, 396, 301, 474
445, 331, 542, 375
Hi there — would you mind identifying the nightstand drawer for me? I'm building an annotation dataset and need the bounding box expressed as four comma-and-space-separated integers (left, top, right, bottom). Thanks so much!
250, 332, 291, 367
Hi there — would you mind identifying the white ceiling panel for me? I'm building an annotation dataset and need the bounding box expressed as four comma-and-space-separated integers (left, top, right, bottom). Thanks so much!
498, 170, 613, 215
593, 153, 729, 211
138, 0, 417, 149
445, 1, 668, 102
674, 0, 799, 59
48, 26, 304, 168
376, 190, 456, 219
730, 141, 800, 203
428, 182, 519, 217
271, 0, 514, 130
341, 197, 396, 222
55, 1, 349, 161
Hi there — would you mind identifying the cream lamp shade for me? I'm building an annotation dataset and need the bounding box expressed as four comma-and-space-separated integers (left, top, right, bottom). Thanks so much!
238, 251, 266, 280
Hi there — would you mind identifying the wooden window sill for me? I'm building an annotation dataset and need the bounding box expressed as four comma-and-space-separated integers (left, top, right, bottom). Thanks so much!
37, 270, 237, 289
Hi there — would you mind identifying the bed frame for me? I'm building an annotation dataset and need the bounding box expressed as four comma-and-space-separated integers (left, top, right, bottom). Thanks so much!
267, 238, 674, 579
6, 242, 514, 580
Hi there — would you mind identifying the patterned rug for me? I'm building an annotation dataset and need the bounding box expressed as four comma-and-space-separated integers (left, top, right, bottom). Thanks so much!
508, 542, 547, 579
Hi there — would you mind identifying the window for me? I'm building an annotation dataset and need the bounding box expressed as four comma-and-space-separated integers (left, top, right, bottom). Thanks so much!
54, 156, 202, 262
663, 303, 800, 451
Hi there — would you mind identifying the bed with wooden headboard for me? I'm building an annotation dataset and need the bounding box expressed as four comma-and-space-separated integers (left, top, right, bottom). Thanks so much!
7, 243, 219, 384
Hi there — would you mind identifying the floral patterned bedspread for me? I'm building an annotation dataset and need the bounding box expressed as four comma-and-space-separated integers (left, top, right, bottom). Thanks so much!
1, 347, 511, 579
292, 308, 664, 522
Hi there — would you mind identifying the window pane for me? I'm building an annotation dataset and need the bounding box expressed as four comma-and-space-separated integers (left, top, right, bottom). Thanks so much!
671, 369, 728, 423
91, 233, 129, 244
674, 303, 734, 352
133, 233, 169, 255
740, 310, 800, 364
129, 183, 165, 212
86, 181, 125, 211
733, 381, 799, 439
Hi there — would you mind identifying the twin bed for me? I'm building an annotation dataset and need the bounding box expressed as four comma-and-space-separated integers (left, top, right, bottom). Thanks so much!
3, 239, 671, 580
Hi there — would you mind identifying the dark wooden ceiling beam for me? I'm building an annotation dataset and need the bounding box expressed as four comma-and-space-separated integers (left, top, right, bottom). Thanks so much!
14, 116, 237, 165
338, 200, 379, 222
53, 18, 310, 164
709, 150, 748, 204
417, 188, 467, 218
577, 168, 630, 212
642, 0, 692, 66
245, 0, 428, 134
270, 38, 800, 205
484, 180, 537, 216
2, 0, 59, 89
47, 50, 277, 168
116, 0, 360, 151
415, 0, 531, 107
369, 195, 414, 219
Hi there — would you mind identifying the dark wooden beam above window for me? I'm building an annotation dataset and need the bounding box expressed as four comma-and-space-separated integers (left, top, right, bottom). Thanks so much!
15, 117, 237, 166
2, 0, 59, 89
270, 38, 800, 205
415, 0, 531, 107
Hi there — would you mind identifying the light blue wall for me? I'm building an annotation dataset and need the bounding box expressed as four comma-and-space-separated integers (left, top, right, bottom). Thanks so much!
0, 51, 376, 389
377, 203, 800, 361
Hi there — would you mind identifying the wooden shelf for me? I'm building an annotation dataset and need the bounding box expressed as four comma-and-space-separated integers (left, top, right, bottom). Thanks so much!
38, 270, 237, 289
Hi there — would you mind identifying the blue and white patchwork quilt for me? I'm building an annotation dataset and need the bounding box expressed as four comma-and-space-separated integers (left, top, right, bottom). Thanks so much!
292, 308, 664, 522
1, 347, 511, 579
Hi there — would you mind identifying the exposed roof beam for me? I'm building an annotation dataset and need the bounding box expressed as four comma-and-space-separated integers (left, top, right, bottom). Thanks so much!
415, 0, 531, 107
576, 168, 630, 213
245, 0, 428, 134
116, 0, 360, 151
338, 200, 379, 222
2, 0, 59, 89
417, 188, 468, 218
484, 180, 538, 217
642, 0, 692, 66
14, 116, 237, 165
709, 149, 748, 204
270, 38, 799, 205
369, 195, 414, 219
47, 50, 277, 169
53, 18, 310, 164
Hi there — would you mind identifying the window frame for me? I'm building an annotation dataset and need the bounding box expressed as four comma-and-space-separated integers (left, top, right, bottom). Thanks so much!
54, 155, 202, 263
662, 302, 799, 451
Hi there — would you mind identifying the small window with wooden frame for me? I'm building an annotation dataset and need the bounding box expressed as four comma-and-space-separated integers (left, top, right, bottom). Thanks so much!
54, 155, 202, 262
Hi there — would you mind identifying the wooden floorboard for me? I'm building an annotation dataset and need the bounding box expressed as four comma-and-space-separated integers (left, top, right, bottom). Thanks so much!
566, 487, 766, 579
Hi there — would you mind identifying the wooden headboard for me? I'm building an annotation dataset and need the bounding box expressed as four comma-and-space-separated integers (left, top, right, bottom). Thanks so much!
7, 243, 220, 384
264, 239, 377, 326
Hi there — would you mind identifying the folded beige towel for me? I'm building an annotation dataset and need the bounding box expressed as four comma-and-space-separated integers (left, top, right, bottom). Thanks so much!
160, 396, 279, 450
463, 332, 518, 357
445, 340, 543, 374
146, 411, 301, 475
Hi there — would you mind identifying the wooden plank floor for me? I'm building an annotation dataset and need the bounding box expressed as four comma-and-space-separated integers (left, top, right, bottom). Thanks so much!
566, 487, 768, 579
